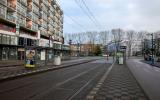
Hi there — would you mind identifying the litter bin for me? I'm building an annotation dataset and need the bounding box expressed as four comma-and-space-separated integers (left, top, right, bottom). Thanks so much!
119, 57, 123, 64
54, 56, 61, 65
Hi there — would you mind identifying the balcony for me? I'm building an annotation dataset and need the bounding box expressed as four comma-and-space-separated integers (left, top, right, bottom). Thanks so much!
33, 0, 39, 6
32, 23, 38, 31
27, 13, 32, 19
0, 0, 7, 6
0, 6, 6, 19
7, 2, 16, 11
32, 4, 39, 15
40, 3, 48, 13
6, 14, 16, 23
20, 0, 27, 6
27, 4, 32, 11
26, 21, 32, 29
19, 21, 26, 27
42, 0, 49, 6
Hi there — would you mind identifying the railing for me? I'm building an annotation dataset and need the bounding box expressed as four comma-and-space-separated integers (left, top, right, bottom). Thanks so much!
20, 22, 26, 27
32, 23, 38, 31
26, 23, 32, 29
6, 14, 16, 23
27, 13, 32, 19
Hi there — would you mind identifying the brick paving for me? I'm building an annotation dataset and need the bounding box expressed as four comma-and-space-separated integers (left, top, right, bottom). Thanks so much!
94, 64, 149, 100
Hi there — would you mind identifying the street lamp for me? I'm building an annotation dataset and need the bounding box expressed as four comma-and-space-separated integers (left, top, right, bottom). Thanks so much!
147, 33, 154, 65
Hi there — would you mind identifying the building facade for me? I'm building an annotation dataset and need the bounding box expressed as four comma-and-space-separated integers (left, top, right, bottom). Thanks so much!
0, 0, 64, 62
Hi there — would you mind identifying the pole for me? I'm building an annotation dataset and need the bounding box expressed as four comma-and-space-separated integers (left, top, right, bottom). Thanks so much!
151, 33, 154, 65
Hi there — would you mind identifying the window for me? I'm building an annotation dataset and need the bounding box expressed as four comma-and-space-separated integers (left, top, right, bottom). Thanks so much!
0, 47, 2, 60
27, 38, 31, 46
9, 47, 17, 60
6, 35, 10, 44
18, 37, 24, 46
2, 34, 7, 44
11, 36, 18, 45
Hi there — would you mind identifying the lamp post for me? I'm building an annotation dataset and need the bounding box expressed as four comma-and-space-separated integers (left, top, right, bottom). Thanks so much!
151, 33, 154, 65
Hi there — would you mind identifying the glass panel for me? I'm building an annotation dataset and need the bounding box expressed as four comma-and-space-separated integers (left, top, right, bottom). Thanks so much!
37, 50, 41, 60
2, 47, 9, 60
6, 35, 10, 44
11, 36, 15, 45
2, 34, 7, 44
9, 47, 17, 60
18, 37, 24, 46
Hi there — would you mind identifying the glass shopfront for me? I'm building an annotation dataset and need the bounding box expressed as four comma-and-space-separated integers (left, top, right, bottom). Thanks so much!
46, 49, 53, 61
0, 34, 1, 44
18, 48, 25, 60
9, 47, 17, 60
0, 33, 18, 60
2, 47, 9, 60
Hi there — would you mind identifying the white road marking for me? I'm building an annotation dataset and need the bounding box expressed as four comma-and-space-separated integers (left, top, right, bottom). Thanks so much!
56, 66, 99, 87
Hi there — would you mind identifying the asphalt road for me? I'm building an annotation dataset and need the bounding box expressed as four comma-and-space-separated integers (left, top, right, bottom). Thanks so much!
0, 58, 112, 100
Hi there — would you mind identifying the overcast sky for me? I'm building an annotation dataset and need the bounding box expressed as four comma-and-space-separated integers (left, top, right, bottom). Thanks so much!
58, 0, 160, 33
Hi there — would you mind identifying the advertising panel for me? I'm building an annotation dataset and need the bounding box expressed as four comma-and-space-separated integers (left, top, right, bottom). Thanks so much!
25, 49, 35, 68
41, 51, 46, 60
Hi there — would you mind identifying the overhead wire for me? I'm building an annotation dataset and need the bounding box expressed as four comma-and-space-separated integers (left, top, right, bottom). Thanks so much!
75, 0, 100, 29
80, 0, 102, 29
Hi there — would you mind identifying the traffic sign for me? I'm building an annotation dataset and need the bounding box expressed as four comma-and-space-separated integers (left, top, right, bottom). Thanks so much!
120, 46, 127, 49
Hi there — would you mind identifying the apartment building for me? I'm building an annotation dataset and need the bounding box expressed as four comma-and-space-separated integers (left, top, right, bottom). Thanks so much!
0, 0, 64, 61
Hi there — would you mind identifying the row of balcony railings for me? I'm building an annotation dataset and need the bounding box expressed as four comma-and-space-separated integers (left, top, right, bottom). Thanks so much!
0, 4, 62, 22
0, 0, 61, 12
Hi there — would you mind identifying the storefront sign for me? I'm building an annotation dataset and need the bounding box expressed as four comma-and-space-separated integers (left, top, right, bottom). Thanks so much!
25, 49, 35, 68
41, 51, 46, 60
18, 48, 25, 51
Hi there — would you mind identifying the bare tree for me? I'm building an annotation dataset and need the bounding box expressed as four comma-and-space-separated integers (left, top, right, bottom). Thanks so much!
111, 29, 123, 51
126, 30, 135, 57
86, 31, 98, 55
64, 33, 74, 45
98, 31, 109, 46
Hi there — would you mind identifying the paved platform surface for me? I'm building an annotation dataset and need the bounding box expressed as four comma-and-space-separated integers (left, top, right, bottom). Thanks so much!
93, 64, 149, 100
